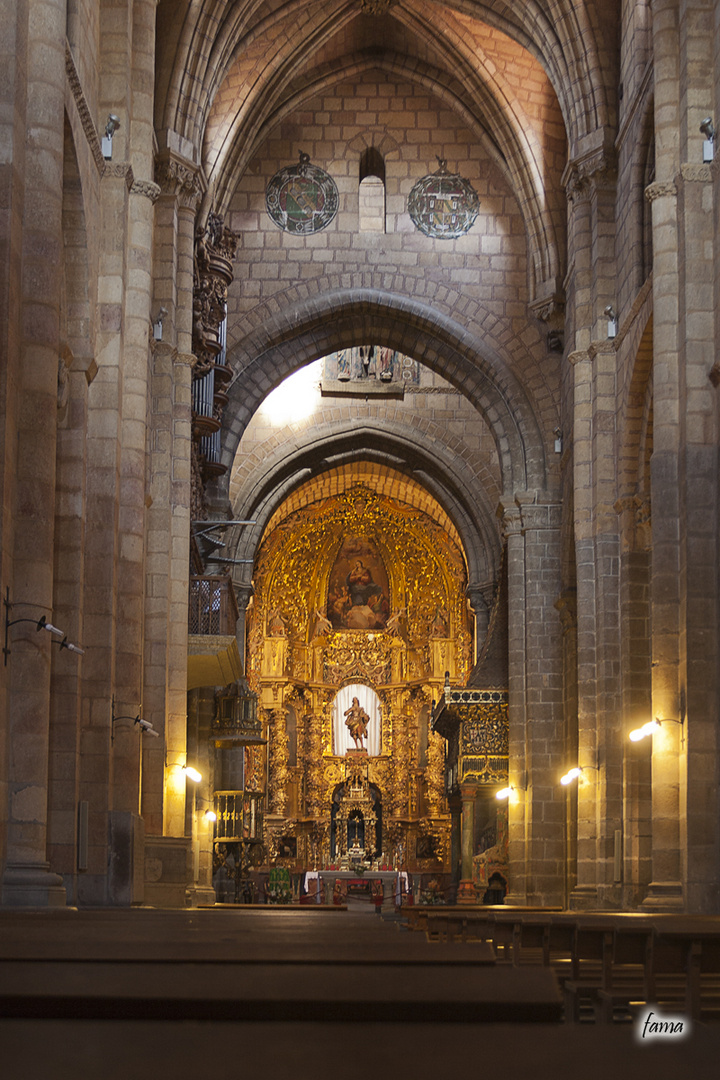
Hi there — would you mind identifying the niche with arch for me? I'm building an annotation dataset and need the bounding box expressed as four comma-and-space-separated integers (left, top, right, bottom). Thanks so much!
359, 147, 385, 232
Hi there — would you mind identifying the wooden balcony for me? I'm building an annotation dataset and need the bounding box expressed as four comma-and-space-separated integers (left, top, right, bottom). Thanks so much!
188, 575, 239, 636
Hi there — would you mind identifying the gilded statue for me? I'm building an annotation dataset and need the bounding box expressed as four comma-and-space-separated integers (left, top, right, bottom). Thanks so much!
344, 696, 369, 750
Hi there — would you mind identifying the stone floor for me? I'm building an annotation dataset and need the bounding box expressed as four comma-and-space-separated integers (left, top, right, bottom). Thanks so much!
1, 907, 718, 1078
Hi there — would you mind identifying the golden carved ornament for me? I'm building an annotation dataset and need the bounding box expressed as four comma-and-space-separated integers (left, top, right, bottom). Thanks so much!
323, 631, 392, 685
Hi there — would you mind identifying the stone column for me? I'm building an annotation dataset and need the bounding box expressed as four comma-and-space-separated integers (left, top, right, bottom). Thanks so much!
501, 504, 528, 904
466, 583, 493, 663
501, 494, 564, 906
112, 0, 162, 825
641, 0, 684, 911
144, 152, 202, 845
456, 783, 476, 904
1, 0, 68, 906
555, 590, 578, 902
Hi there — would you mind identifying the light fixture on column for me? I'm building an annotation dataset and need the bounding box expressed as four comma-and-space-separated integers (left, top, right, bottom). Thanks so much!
553, 427, 563, 454
111, 697, 159, 743
628, 716, 684, 745
560, 764, 598, 785
152, 307, 168, 342
700, 117, 715, 162
495, 786, 519, 803
3, 587, 83, 665
183, 765, 202, 783
604, 305, 618, 339
204, 809, 217, 822
102, 114, 121, 160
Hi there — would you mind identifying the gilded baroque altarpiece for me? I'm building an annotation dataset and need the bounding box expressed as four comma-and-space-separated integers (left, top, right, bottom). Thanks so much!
247, 487, 471, 871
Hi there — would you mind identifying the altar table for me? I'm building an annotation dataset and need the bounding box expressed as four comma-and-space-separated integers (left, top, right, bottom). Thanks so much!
304, 870, 409, 905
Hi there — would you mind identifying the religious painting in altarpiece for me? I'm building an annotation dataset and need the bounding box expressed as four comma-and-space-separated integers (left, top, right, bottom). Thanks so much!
246, 485, 472, 874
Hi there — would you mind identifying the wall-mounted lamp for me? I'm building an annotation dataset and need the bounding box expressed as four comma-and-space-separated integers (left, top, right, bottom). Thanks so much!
111, 696, 159, 743
629, 716, 684, 746
152, 307, 168, 342
204, 809, 217, 822
3, 587, 83, 665
553, 427, 563, 454
495, 785, 519, 803
604, 305, 618, 339
700, 117, 715, 162
102, 114, 121, 160
184, 765, 202, 783
560, 765, 598, 785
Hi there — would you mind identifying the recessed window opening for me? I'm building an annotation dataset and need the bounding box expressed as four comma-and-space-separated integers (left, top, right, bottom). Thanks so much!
359, 147, 385, 233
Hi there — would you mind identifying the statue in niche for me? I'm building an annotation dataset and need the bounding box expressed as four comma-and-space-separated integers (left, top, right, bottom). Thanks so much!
268, 607, 287, 636
386, 607, 406, 636
344, 696, 370, 750
336, 348, 351, 380
312, 608, 332, 638
351, 347, 365, 380
430, 606, 448, 637
377, 346, 394, 380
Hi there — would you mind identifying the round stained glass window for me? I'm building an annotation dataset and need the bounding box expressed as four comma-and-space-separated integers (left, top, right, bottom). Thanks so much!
408, 159, 480, 239
265, 152, 339, 235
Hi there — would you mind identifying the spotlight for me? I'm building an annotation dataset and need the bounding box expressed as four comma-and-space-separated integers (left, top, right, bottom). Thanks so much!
700, 117, 715, 161
604, 305, 618, 339
183, 765, 202, 783
102, 114, 121, 160
560, 766, 583, 785
104, 114, 121, 139
204, 809, 217, 822
135, 718, 159, 738
496, 786, 518, 803
153, 307, 168, 342
629, 718, 662, 742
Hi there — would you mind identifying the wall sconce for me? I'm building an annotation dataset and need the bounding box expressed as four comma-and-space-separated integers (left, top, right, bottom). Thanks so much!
700, 117, 715, 162
152, 307, 168, 341
102, 114, 121, 160
111, 696, 159, 743
560, 765, 598, 785
184, 765, 202, 783
3, 587, 83, 665
604, 305, 617, 339
629, 716, 684, 746
496, 785, 519, 803
204, 809, 217, 822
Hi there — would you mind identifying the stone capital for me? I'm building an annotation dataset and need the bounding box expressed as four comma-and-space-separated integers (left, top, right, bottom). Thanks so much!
130, 179, 161, 203
466, 581, 495, 614
155, 150, 204, 210
679, 163, 712, 185
103, 162, 134, 190
563, 130, 617, 202
529, 283, 566, 326
645, 179, 677, 202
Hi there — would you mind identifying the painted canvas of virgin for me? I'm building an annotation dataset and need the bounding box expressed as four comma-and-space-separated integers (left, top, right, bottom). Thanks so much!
326, 536, 390, 631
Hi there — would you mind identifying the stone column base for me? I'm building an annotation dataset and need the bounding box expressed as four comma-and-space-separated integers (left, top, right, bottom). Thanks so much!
144, 836, 192, 908
640, 881, 684, 912
456, 879, 477, 905
568, 884, 600, 911
186, 884, 217, 907
1, 862, 67, 907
